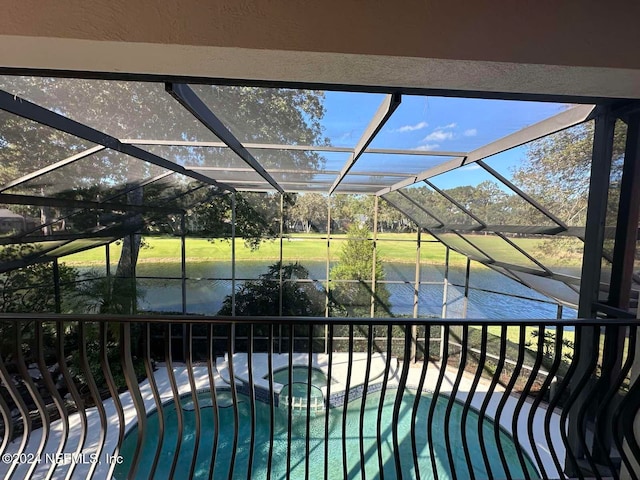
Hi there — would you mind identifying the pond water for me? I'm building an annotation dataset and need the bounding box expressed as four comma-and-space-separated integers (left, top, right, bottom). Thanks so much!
115, 260, 577, 320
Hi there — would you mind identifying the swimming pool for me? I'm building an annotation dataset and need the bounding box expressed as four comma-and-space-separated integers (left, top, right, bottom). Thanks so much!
270, 365, 330, 386
115, 388, 538, 479
270, 366, 329, 402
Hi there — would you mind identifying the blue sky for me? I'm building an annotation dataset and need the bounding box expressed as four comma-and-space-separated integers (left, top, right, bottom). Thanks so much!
320, 92, 570, 190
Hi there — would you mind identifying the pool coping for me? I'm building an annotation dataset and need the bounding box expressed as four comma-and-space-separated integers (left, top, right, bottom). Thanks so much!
217, 352, 399, 409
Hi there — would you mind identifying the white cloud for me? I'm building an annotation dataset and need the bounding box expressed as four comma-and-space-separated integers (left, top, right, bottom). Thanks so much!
463, 128, 478, 137
415, 143, 440, 151
392, 121, 428, 133
422, 130, 453, 142
438, 122, 457, 129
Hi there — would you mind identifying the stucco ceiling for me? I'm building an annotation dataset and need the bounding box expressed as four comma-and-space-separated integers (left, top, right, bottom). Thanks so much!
1, 1, 640, 100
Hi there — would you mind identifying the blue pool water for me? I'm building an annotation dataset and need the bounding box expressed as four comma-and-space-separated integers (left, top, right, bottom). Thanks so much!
115, 388, 537, 479
270, 366, 329, 386
270, 366, 329, 400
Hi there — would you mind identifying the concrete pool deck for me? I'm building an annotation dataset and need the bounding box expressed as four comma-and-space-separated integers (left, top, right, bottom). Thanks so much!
0, 355, 564, 479
217, 352, 399, 405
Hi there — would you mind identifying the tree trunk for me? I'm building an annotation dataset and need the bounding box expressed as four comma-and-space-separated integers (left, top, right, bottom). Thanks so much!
113, 187, 143, 314
39, 187, 54, 236
115, 233, 142, 278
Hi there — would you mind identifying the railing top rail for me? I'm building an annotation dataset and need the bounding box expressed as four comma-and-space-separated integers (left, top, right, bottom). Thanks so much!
0, 312, 637, 327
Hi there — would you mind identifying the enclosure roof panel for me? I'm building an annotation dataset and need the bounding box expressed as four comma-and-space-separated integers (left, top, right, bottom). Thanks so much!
2, 149, 171, 202
351, 152, 457, 176
189, 85, 387, 148
0, 76, 221, 143
368, 95, 571, 153
0, 75, 594, 197
0, 74, 616, 309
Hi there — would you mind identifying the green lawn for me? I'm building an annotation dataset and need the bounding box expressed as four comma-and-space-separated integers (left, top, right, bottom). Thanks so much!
434, 233, 581, 269
62, 234, 459, 266
484, 325, 575, 357
462, 325, 576, 378
59, 233, 581, 269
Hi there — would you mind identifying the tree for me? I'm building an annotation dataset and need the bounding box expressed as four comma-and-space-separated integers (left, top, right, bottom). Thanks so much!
511, 119, 627, 258
189, 191, 281, 250
287, 193, 328, 233
512, 120, 626, 227
0, 245, 110, 394
217, 262, 325, 316
0, 77, 329, 310
378, 198, 411, 233
330, 194, 374, 232
0, 245, 80, 313
398, 186, 473, 226
330, 224, 391, 317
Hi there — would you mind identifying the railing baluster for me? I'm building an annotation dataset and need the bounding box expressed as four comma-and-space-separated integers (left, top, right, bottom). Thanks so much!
494, 325, 526, 479
443, 324, 468, 480
324, 323, 334, 480
374, 325, 391, 480
206, 324, 220, 480
512, 324, 545, 480
0, 321, 29, 480
266, 323, 275, 480
14, 321, 47, 480
575, 327, 607, 479
186, 323, 201, 480
597, 326, 636, 479
143, 322, 164, 479
619, 381, 640, 479
478, 324, 507, 479
35, 320, 67, 480
228, 323, 240, 480
304, 323, 313, 480
342, 323, 354, 480
0, 370, 24, 480
15, 320, 49, 480
76, 321, 107, 480
392, 324, 413, 480
528, 325, 563, 479
100, 321, 125, 480
165, 322, 183, 479
461, 324, 487, 480
614, 325, 640, 477
545, 326, 579, 477
286, 323, 294, 480
60, 320, 87, 480
560, 325, 601, 477
247, 323, 256, 479
0, 315, 636, 480
428, 324, 449, 480
120, 321, 147, 480
14, 321, 40, 478
0, 382, 12, 459
359, 323, 374, 480
411, 324, 431, 480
